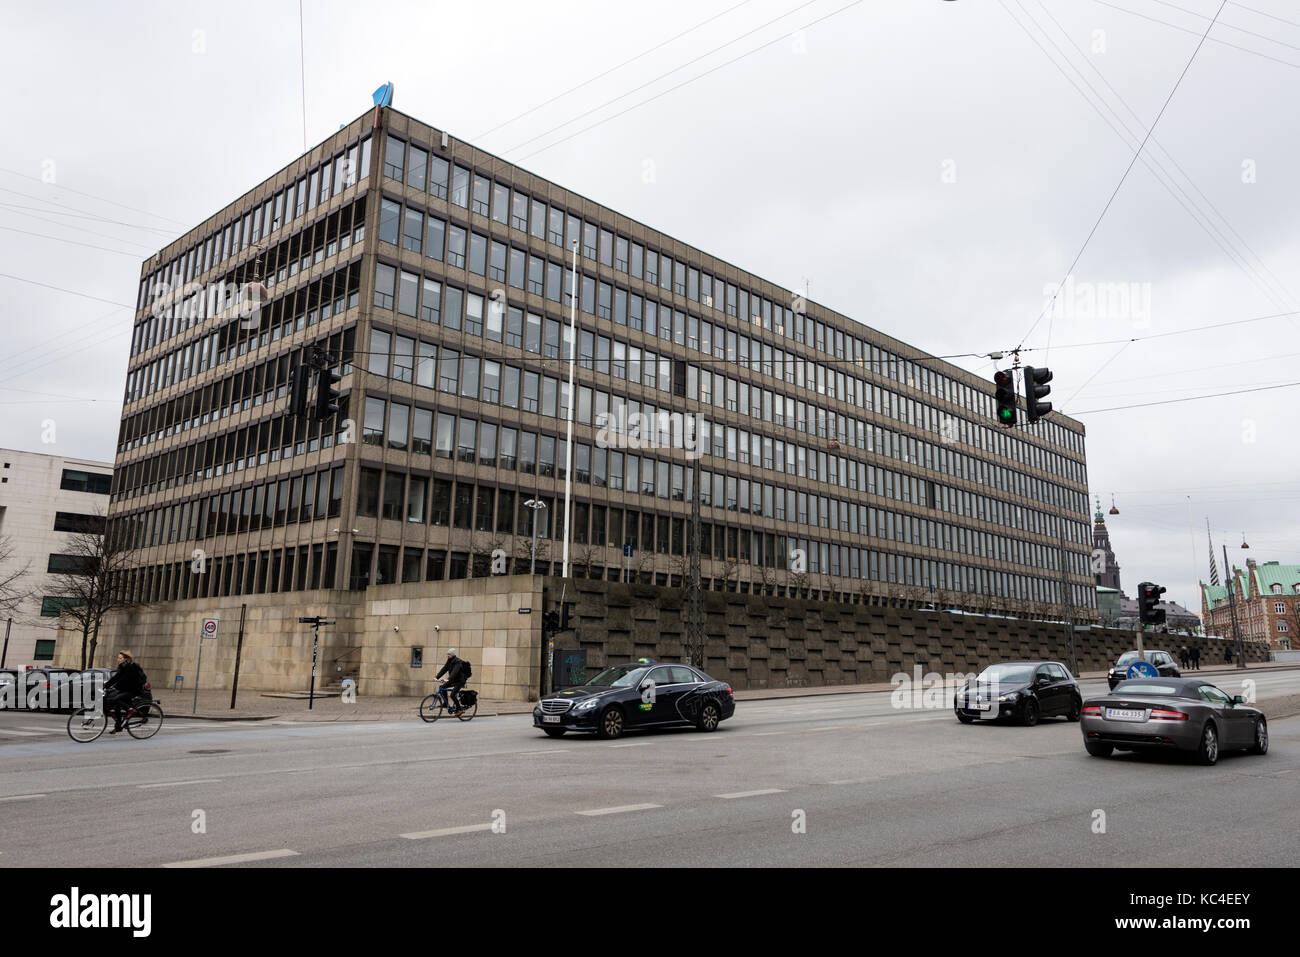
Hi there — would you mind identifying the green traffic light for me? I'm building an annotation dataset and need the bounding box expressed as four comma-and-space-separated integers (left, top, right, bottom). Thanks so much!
998, 408, 1013, 422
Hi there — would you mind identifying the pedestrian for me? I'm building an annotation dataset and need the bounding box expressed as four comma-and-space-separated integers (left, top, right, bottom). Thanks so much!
1180, 645, 1189, 669
1225, 644, 1233, 664
1191, 645, 1200, 670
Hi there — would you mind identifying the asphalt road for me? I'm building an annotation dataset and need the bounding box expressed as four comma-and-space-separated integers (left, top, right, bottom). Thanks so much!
2, 669, 1297, 868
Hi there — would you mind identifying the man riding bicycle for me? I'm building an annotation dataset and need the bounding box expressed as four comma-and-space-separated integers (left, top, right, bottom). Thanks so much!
104, 650, 148, 735
434, 649, 471, 715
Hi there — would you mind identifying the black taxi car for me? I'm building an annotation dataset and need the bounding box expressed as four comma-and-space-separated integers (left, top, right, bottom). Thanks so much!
533, 659, 735, 739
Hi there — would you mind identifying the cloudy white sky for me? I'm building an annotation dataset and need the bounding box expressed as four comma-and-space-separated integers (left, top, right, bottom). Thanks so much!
2, 0, 1296, 612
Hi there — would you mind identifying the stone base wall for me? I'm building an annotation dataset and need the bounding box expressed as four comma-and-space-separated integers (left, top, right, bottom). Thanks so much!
55, 576, 544, 702
548, 578, 1271, 688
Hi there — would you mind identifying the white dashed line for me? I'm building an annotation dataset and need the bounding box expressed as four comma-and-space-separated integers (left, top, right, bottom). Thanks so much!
400, 823, 494, 839
0, 794, 46, 802
162, 849, 299, 868
575, 803, 663, 816
715, 788, 787, 799
138, 779, 223, 789
0, 729, 42, 737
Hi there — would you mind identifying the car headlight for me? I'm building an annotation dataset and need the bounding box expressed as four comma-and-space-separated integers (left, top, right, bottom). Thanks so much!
998, 692, 1019, 703
574, 697, 601, 712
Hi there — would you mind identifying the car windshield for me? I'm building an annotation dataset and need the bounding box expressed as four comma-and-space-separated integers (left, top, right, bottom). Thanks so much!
1113, 683, 1178, 695
1116, 652, 1143, 666
974, 664, 1035, 685
585, 665, 650, 688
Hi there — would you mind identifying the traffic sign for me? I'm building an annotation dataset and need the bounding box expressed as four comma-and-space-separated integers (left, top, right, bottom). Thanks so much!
1126, 660, 1159, 679
201, 618, 219, 640
623, 544, 634, 557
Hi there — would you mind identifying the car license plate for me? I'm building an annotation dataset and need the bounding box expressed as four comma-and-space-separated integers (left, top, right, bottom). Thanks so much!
1106, 708, 1146, 721
543, 715, 561, 724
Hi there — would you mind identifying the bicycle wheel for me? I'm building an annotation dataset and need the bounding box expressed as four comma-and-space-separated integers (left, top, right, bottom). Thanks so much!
68, 707, 106, 743
456, 699, 477, 722
419, 693, 445, 722
126, 703, 163, 740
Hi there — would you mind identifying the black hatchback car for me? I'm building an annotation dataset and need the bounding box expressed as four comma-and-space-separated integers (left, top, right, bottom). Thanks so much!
534, 659, 735, 739
1108, 650, 1180, 690
954, 660, 1082, 726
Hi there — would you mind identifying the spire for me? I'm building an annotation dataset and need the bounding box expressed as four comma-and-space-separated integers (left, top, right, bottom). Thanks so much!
1206, 518, 1220, 587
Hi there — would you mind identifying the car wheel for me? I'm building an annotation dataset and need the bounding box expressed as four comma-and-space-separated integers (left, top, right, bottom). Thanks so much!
1197, 722, 1219, 766
1021, 699, 1039, 727
696, 701, 721, 732
1249, 718, 1268, 755
1085, 741, 1113, 758
956, 710, 976, 724
596, 706, 625, 740
542, 728, 566, 738
1065, 697, 1082, 722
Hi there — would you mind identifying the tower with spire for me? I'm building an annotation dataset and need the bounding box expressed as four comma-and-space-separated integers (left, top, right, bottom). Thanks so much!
1092, 495, 1123, 594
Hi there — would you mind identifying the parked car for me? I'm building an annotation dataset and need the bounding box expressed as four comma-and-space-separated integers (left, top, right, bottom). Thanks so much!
20, 668, 79, 710
954, 661, 1082, 726
534, 659, 735, 739
1081, 678, 1266, 765
1108, 650, 1180, 690
64, 669, 113, 710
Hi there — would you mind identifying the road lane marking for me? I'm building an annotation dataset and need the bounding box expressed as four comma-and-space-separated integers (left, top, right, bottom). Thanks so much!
401, 823, 494, 839
162, 849, 299, 868
608, 742, 649, 748
0, 794, 46, 802
19, 726, 63, 732
138, 779, 223, 789
575, 803, 663, 816
517, 749, 569, 755
715, 788, 787, 799
0, 729, 42, 737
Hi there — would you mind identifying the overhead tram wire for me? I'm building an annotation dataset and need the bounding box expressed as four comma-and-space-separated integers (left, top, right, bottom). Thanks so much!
1091, 0, 1300, 69
1014, 0, 1230, 354
504, 0, 832, 158
474, 0, 757, 142
0, 203, 161, 253
1067, 379, 1300, 415
1228, 0, 1300, 31
1144, 0, 1300, 54
1017, 308, 1300, 354
0, 224, 153, 258
0, 166, 190, 230
1024, 0, 1300, 315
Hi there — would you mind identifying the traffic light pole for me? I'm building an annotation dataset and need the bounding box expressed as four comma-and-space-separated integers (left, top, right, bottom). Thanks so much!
1056, 511, 1076, 677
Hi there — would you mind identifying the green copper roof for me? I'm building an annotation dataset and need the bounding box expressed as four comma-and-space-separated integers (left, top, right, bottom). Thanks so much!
1253, 562, 1300, 595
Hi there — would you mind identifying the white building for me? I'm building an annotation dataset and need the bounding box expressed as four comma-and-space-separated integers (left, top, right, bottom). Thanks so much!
0, 448, 114, 667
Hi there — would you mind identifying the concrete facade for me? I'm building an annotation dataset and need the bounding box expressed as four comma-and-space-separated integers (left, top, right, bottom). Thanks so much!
0, 448, 114, 667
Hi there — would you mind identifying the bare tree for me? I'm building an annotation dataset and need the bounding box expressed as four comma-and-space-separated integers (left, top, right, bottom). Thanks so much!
0, 535, 31, 618
514, 534, 550, 573
47, 519, 136, 670
758, 565, 777, 596
721, 557, 741, 591
634, 550, 655, 584
574, 543, 601, 579
789, 568, 810, 599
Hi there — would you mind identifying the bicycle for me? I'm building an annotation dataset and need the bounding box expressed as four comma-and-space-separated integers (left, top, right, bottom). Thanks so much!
419, 683, 477, 723
68, 696, 165, 742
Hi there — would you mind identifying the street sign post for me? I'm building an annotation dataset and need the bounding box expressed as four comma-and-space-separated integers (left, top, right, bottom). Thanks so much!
194, 618, 218, 713
623, 543, 633, 583
298, 617, 335, 709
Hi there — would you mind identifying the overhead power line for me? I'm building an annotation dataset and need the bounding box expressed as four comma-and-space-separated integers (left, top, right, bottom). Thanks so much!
1092, 0, 1300, 69
1015, 0, 1230, 351
1070, 379, 1300, 414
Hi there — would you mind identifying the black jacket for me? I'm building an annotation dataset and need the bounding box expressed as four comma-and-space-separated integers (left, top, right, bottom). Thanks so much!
436, 656, 469, 684
106, 661, 147, 695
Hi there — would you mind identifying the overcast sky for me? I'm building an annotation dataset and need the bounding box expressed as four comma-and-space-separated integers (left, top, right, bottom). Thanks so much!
2, 0, 1296, 613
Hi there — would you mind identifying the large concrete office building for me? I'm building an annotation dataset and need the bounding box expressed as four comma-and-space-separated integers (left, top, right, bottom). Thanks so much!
110, 105, 1096, 622
0, 448, 114, 665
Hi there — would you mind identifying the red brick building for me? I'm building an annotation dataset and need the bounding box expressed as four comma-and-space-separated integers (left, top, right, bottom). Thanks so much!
1201, 559, 1299, 651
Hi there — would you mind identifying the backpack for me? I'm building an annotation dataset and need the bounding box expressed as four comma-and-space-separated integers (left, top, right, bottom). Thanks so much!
462, 660, 472, 680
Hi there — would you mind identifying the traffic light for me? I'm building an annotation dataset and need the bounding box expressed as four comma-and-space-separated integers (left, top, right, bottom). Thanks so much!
1137, 581, 1167, 625
1024, 366, 1054, 424
542, 610, 560, 634
288, 363, 310, 418
560, 603, 572, 631
994, 370, 1017, 426
313, 366, 341, 421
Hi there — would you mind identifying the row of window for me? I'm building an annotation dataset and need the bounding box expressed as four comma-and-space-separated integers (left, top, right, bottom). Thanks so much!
133, 200, 367, 367
370, 254, 1085, 496
380, 135, 1086, 465
114, 467, 345, 551
120, 544, 342, 605
136, 135, 373, 328
363, 331, 1087, 547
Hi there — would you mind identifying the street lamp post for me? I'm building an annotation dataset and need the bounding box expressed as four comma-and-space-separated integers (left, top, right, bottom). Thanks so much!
561, 239, 578, 579
524, 499, 546, 575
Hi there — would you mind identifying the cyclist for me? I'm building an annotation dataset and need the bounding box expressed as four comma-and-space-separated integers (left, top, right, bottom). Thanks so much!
104, 650, 148, 735
434, 648, 470, 714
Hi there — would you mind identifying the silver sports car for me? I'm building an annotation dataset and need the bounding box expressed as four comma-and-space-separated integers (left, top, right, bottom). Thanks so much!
1080, 678, 1267, 766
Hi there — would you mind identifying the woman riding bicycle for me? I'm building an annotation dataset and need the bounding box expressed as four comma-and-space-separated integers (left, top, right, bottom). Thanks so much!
104, 650, 148, 735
